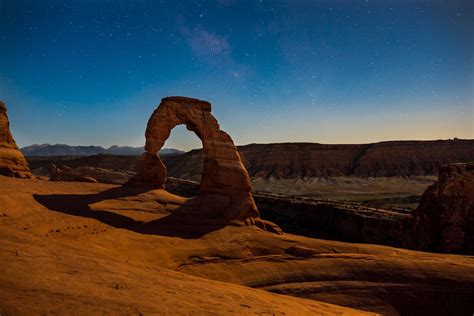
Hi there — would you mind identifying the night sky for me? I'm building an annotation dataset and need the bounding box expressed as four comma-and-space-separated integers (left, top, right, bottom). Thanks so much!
1, 0, 473, 151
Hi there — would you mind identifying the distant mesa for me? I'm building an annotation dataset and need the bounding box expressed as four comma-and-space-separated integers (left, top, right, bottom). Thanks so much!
130, 96, 281, 233
20, 143, 184, 156
164, 139, 474, 180
0, 101, 32, 178
407, 162, 474, 254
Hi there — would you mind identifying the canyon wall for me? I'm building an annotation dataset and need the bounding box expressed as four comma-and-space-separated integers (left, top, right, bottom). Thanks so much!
165, 139, 474, 180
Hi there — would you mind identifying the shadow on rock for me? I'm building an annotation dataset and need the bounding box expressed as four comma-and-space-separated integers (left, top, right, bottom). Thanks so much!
33, 186, 226, 239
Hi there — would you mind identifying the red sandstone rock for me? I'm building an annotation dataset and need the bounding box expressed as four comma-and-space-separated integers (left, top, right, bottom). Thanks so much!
49, 164, 98, 183
132, 96, 280, 232
0, 101, 31, 178
408, 162, 474, 254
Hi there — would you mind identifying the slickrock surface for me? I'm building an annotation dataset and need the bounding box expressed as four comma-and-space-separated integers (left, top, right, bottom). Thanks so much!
408, 162, 474, 254
1, 178, 365, 315
1, 176, 473, 315
131, 96, 279, 232
0, 102, 31, 178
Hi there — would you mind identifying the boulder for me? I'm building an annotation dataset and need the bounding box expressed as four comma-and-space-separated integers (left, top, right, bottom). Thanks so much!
0, 101, 31, 178
50, 164, 98, 183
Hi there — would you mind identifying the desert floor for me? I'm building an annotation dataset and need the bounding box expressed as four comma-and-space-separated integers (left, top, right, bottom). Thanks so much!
1, 176, 473, 315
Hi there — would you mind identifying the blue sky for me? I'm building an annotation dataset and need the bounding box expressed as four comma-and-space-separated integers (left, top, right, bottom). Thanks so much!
1, 0, 473, 150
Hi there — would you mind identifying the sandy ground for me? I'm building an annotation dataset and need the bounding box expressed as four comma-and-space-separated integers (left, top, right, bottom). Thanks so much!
1, 176, 473, 315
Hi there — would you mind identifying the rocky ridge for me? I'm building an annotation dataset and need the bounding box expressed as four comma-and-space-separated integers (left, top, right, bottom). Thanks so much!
21, 144, 184, 156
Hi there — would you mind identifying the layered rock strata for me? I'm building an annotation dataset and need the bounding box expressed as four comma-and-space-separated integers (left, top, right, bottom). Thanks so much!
164, 140, 474, 180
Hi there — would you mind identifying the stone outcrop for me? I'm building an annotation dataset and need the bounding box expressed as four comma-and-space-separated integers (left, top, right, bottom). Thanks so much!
48, 164, 134, 184
131, 96, 281, 233
407, 162, 474, 254
49, 164, 98, 183
0, 101, 31, 178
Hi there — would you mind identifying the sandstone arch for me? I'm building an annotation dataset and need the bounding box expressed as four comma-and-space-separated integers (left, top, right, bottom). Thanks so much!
133, 96, 280, 232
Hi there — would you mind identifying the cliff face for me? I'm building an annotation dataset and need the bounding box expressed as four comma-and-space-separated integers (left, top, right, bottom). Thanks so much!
407, 163, 474, 254
150, 177, 410, 248
0, 102, 31, 178
354, 140, 474, 177
241, 143, 362, 178
165, 139, 474, 180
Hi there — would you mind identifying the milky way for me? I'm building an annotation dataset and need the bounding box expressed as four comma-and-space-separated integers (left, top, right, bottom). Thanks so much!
1, 0, 472, 150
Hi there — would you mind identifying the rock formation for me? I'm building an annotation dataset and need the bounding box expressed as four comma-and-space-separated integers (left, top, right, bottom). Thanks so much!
0, 101, 31, 178
407, 162, 474, 254
25, 140, 474, 181
131, 96, 281, 233
49, 164, 104, 183
164, 139, 474, 180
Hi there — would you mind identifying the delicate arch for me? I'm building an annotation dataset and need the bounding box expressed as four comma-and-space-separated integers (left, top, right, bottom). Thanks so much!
142, 96, 251, 195
131, 96, 281, 231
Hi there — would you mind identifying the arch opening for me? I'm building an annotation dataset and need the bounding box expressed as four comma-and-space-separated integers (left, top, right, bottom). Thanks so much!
162, 124, 204, 197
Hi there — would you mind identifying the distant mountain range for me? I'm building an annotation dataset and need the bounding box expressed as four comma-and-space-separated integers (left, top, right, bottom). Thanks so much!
21, 144, 185, 156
